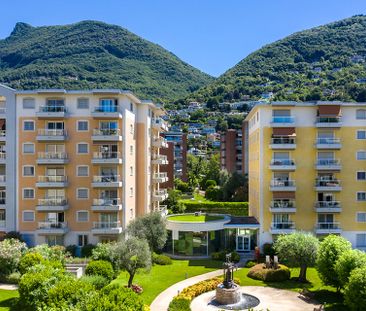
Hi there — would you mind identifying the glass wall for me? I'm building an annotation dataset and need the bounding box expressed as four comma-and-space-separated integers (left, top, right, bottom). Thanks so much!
175, 231, 207, 256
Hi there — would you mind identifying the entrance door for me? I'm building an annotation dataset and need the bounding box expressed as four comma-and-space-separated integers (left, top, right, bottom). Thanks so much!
236, 235, 250, 252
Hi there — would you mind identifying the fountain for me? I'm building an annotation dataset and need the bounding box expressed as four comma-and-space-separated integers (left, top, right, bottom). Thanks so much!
210, 254, 260, 310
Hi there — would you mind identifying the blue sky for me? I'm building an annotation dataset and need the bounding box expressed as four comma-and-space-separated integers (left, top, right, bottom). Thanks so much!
1, 0, 366, 77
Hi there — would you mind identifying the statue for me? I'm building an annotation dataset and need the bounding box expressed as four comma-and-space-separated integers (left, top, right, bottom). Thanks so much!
222, 253, 235, 289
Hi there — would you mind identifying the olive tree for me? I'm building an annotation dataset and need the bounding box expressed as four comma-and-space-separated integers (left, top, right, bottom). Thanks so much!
316, 235, 351, 290
273, 231, 319, 282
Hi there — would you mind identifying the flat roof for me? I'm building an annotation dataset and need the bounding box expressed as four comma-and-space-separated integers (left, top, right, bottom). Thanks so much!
224, 216, 260, 229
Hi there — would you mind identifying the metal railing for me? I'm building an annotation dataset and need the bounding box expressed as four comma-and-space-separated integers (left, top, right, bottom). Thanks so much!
154, 189, 168, 196
93, 175, 120, 183
93, 198, 121, 206
38, 221, 68, 229
38, 176, 67, 183
316, 159, 340, 166
39, 106, 67, 113
270, 180, 295, 187
93, 129, 121, 136
38, 198, 68, 206
271, 137, 296, 144
152, 154, 168, 162
93, 151, 121, 159
94, 106, 119, 113
315, 222, 341, 230
271, 222, 295, 229
270, 159, 295, 166
270, 200, 296, 208
316, 116, 341, 123
271, 116, 294, 123
154, 172, 168, 179
316, 138, 341, 144
315, 179, 341, 187
93, 221, 121, 229
0, 153, 6, 159
37, 129, 66, 136
0, 176, 6, 182
38, 152, 68, 159
315, 201, 341, 208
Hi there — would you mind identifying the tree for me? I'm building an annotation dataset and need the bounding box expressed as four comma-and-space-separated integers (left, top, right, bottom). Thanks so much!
0, 238, 27, 275
112, 237, 151, 287
316, 235, 352, 290
344, 267, 366, 311
206, 98, 219, 111
222, 172, 247, 201
126, 212, 167, 253
334, 249, 366, 288
164, 189, 184, 214
204, 154, 221, 185
187, 154, 207, 189
273, 232, 319, 282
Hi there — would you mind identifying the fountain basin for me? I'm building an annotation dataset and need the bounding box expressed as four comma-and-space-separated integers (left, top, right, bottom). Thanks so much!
216, 284, 241, 305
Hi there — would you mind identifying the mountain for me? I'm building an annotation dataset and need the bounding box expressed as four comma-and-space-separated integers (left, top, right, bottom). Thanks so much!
192, 15, 366, 103
0, 21, 213, 101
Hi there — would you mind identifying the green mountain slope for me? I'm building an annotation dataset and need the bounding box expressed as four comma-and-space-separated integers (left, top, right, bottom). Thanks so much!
192, 15, 366, 103
0, 21, 213, 101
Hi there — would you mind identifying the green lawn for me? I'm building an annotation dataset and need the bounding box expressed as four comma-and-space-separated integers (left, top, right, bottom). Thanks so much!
113, 259, 222, 305
180, 193, 209, 204
0, 290, 19, 311
167, 214, 224, 222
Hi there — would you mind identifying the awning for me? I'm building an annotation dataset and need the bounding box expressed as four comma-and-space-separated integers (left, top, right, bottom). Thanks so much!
272, 127, 296, 136
223, 216, 260, 229
318, 105, 341, 116
273, 192, 295, 199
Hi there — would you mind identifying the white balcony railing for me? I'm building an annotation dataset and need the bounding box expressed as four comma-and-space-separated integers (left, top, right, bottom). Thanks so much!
93, 221, 121, 229
93, 175, 121, 183
315, 179, 341, 187
271, 116, 295, 124
38, 152, 68, 159
0, 175, 6, 182
316, 116, 341, 124
92, 129, 121, 136
38, 198, 68, 206
39, 106, 67, 113
270, 159, 295, 166
152, 118, 168, 130
93, 151, 121, 159
154, 172, 168, 179
315, 201, 341, 209
316, 138, 341, 145
271, 222, 295, 230
37, 129, 66, 136
152, 154, 168, 162
0, 153, 6, 160
271, 137, 296, 145
316, 159, 340, 166
38, 221, 68, 229
270, 180, 295, 187
154, 189, 168, 196
315, 222, 341, 230
38, 176, 67, 183
93, 198, 121, 206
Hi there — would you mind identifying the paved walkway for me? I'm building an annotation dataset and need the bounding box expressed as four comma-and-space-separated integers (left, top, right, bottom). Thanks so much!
0, 284, 18, 290
190, 286, 321, 311
150, 269, 224, 311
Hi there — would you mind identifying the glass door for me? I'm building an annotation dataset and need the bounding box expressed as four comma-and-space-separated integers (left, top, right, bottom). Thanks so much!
236, 235, 250, 252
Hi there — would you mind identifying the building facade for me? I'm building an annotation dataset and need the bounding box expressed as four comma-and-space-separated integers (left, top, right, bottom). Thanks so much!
246, 101, 366, 249
0, 85, 169, 246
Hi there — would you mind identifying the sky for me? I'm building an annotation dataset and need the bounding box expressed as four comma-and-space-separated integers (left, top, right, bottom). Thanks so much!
1, 0, 366, 77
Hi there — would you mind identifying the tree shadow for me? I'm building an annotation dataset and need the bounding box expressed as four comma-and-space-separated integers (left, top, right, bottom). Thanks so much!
312, 290, 345, 311
188, 259, 223, 269
0, 297, 21, 311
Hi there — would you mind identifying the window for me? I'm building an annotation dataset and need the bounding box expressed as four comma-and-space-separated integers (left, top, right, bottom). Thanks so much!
77, 121, 89, 131
78, 234, 88, 247
357, 151, 366, 160
130, 145, 133, 155
22, 98, 35, 109
357, 212, 366, 222
356, 109, 366, 119
358, 171, 366, 180
357, 130, 366, 140
23, 121, 35, 131
76, 211, 89, 222
130, 166, 133, 176
77, 166, 89, 177
77, 188, 89, 199
23, 166, 35, 177
77, 98, 89, 109
357, 192, 366, 201
23, 188, 34, 199
77, 143, 88, 154
130, 103, 134, 112
356, 234, 366, 247
130, 187, 133, 197
130, 124, 134, 134
23, 143, 35, 154
23, 211, 34, 222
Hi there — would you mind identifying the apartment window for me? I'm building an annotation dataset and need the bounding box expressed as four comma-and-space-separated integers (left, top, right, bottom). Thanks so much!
130, 124, 134, 134
357, 212, 366, 222
77, 166, 89, 177
130, 187, 134, 197
130, 145, 133, 155
23, 166, 35, 177
23, 211, 35, 222
77, 143, 89, 154
356, 109, 366, 119
77, 188, 89, 199
130, 103, 134, 112
77, 98, 89, 109
22, 98, 35, 109
356, 234, 366, 247
77, 121, 89, 131
357, 151, 366, 160
130, 166, 133, 176
23, 143, 35, 154
357, 171, 366, 180
23, 121, 35, 131
23, 188, 35, 199
76, 211, 89, 222
78, 234, 88, 247
357, 192, 366, 201
357, 130, 366, 140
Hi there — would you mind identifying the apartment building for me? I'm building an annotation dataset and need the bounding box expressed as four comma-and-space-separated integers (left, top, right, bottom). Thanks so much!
246, 101, 366, 249
0, 84, 169, 246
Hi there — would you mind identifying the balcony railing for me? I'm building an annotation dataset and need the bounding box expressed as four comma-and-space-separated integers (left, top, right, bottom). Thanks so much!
271, 116, 295, 124
38, 221, 68, 229
93, 175, 121, 183
92, 129, 121, 136
270, 180, 295, 187
270, 159, 295, 166
316, 138, 341, 145
315, 201, 341, 208
271, 137, 296, 145
37, 129, 66, 136
152, 118, 168, 131
271, 222, 295, 230
154, 172, 168, 179
0, 153, 6, 160
0, 198, 5, 205
154, 189, 168, 196
94, 106, 119, 113
93, 221, 121, 229
0, 130, 6, 137
93, 198, 121, 206
270, 200, 296, 208
0, 175, 6, 182
93, 151, 121, 159
38, 198, 68, 206
316, 116, 341, 124
315, 222, 341, 230
316, 159, 340, 166
315, 179, 341, 187
39, 106, 67, 113
38, 152, 68, 159
0, 220, 5, 228
38, 176, 67, 183
152, 154, 168, 163
0, 108, 6, 114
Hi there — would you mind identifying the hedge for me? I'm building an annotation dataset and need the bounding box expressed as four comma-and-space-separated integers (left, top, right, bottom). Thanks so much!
182, 201, 248, 216
85, 260, 114, 281
247, 264, 290, 282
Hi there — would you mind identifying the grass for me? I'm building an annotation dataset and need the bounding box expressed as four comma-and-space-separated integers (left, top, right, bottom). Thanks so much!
167, 214, 224, 222
112, 259, 222, 305
180, 193, 209, 204
0, 290, 19, 311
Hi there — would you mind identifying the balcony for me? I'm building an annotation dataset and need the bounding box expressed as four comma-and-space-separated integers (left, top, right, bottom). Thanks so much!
0, 153, 6, 164
37, 152, 69, 164
92, 175, 123, 188
269, 137, 296, 149
91, 198, 123, 212
315, 179, 341, 191
36, 176, 68, 188
92, 221, 123, 235
314, 201, 342, 213
36, 106, 67, 118
315, 116, 342, 128
269, 200, 296, 213
0, 220, 5, 228
91, 106, 122, 118
152, 137, 168, 148
152, 118, 169, 131
270, 116, 295, 127
315, 138, 341, 149
36, 198, 69, 212
37, 222, 69, 235
315, 222, 342, 234
157, 204, 168, 216
152, 154, 169, 165
315, 159, 341, 171
0, 108, 6, 115
0, 130, 6, 142
92, 152, 123, 164
153, 172, 169, 183
270, 222, 296, 234
92, 129, 122, 141
36, 129, 67, 141
0, 175, 5, 187
153, 189, 168, 201
269, 159, 296, 171
270, 180, 296, 191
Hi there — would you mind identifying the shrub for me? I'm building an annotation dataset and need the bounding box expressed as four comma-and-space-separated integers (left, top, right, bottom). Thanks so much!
81, 244, 96, 258
91, 242, 114, 261
205, 186, 223, 201
231, 251, 240, 263
4, 272, 21, 284
175, 179, 191, 193
80, 275, 109, 290
129, 284, 143, 294
335, 249, 366, 288
18, 252, 44, 275
344, 267, 366, 311
245, 260, 256, 268
182, 201, 248, 216
85, 260, 114, 281
4, 231, 24, 242
205, 179, 217, 189
0, 238, 27, 275
211, 251, 240, 263
169, 297, 191, 311
100, 284, 145, 311
247, 264, 290, 282
152, 253, 172, 265
31, 244, 67, 264
263, 243, 276, 256
65, 245, 77, 257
